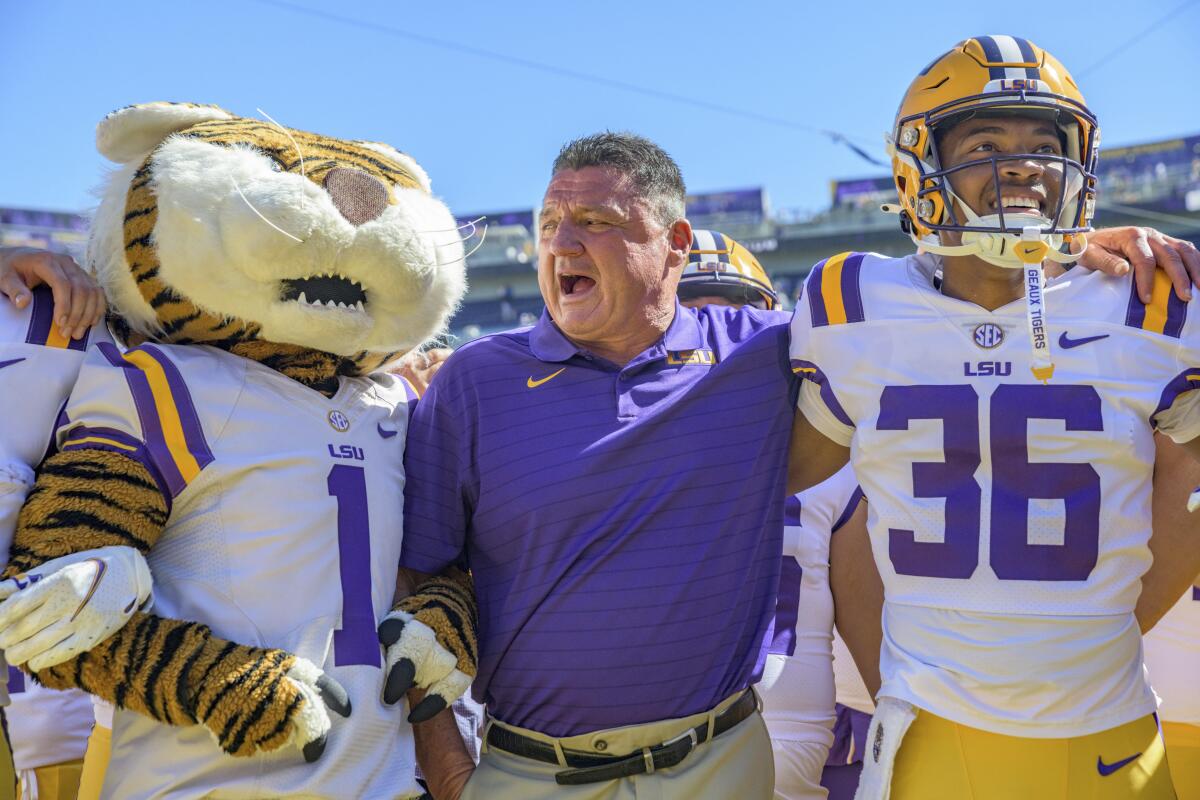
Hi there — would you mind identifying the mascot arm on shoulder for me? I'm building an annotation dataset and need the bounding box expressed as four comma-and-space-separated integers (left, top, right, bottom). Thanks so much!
2, 102, 477, 759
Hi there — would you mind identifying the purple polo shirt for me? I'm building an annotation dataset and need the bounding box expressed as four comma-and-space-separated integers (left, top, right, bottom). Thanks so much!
401, 301, 797, 736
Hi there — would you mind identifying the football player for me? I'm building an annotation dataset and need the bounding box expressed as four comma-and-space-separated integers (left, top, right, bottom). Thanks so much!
1144, 438, 1200, 799
787, 36, 1200, 799
679, 232, 877, 800
0, 247, 139, 800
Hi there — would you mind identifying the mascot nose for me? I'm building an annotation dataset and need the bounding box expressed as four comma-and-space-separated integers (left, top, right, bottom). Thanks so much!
323, 167, 389, 226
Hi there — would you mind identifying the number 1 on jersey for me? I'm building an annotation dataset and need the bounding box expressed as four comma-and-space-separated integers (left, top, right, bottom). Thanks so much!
328, 464, 381, 667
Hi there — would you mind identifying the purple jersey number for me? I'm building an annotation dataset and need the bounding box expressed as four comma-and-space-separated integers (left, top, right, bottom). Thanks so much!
328, 464, 381, 667
769, 556, 804, 656
878, 383, 1102, 582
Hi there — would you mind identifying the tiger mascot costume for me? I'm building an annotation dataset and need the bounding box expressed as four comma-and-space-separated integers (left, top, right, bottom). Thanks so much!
2, 102, 478, 799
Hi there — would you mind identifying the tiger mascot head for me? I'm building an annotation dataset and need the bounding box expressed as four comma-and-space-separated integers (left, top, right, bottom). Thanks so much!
89, 102, 466, 392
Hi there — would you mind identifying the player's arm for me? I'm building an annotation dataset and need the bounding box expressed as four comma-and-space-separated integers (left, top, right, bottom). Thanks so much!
787, 410, 851, 495
0, 247, 104, 339
1081, 226, 1200, 304
389, 567, 476, 798
1138, 434, 1200, 631
829, 500, 881, 698
381, 364, 481, 722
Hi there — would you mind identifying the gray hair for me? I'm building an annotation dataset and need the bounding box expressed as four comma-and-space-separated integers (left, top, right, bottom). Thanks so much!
552, 132, 687, 228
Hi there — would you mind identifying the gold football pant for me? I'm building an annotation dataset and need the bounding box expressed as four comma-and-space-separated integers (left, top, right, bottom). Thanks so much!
76, 722, 111, 800
0, 709, 13, 800
891, 710, 1175, 799
1163, 722, 1200, 800
17, 759, 83, 800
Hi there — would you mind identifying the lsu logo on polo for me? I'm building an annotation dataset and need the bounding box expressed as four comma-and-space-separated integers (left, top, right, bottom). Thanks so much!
973, 323, 1004, 349
667, 349, 716, 366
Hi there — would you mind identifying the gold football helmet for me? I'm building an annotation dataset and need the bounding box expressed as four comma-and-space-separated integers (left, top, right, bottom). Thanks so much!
680, 230, 778, 310
887, 35, 1099, 269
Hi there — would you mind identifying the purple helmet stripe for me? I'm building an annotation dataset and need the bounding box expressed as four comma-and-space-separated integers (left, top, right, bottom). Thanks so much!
1013, 36, 1041, 80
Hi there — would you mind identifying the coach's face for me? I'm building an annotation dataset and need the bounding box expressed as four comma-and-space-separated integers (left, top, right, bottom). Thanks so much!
538, 166, 690, 352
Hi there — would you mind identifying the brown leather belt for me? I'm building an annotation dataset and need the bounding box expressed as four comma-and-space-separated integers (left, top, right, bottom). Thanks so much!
485, 689, 758, 786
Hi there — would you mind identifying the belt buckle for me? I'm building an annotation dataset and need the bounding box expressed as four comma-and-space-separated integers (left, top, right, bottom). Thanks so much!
661, 726, 699, 751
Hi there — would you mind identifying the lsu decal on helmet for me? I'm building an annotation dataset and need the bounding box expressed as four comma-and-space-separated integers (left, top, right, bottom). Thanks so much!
886, 35, 1099, 271
679, 230, 778, 310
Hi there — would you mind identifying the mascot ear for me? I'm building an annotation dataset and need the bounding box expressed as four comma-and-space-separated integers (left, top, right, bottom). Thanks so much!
97, 102, 235, 164
353, 141, 433, 193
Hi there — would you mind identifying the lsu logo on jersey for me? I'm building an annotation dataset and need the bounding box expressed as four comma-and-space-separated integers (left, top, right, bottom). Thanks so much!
667, 349, 717, 366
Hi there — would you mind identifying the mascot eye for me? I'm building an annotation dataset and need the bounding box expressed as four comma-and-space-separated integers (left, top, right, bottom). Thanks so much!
262, 152, 286, 172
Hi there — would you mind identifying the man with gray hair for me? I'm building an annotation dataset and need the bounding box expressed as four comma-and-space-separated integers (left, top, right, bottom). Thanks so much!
400, 131, 795, 798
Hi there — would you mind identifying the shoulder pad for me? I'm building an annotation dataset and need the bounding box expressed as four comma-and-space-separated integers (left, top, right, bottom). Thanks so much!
806, 252, 869, 327
1124, 270, 1188, 338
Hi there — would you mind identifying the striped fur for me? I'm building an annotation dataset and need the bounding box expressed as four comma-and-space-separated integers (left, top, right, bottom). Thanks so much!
3, 450, 167, 576
395, 567, 478, 676
112, 119, 423, 393
34, 612, 302, 757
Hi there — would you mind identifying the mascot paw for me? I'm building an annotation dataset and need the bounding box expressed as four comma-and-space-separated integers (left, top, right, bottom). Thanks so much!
282, 657, 353, 762
379, 610, 473, 722
0, 545, 152, 671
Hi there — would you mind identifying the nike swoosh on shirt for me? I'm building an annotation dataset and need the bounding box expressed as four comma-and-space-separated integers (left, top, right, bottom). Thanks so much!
1097, 752, 1141, 776
0, 358, 26, 370
527, 368, 566, 388
377, 423, 398, 439
1058, 332, 1110, 349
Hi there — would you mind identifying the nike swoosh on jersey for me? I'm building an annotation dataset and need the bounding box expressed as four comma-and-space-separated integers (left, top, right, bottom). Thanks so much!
527, 368, 566, 388
1058, 332, 1110, 349
377, 423, 398, 439
0, 357, 26, 370
1096, 752, 1141, 776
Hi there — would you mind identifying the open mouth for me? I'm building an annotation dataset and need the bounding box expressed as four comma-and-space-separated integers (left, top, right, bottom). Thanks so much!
281, 274, 367, 312
559, 274, 596, 296
989, 195, 1045, 216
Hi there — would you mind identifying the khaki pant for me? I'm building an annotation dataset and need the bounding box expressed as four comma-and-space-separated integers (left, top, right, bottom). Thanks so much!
463, 693, 774, 800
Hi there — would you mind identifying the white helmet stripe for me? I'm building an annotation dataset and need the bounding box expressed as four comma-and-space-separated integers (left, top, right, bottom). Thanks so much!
691, 229, 719, 253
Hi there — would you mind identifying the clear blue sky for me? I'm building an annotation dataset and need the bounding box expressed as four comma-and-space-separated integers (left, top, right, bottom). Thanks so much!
3, 0, 1197, 218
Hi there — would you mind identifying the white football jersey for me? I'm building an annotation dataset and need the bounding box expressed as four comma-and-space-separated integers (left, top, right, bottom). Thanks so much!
59, 342, 420, 799
759, 464, 862, 745
0, 287, 111, 565
0, 286, 111, 709
5, 665, 92, 770
1144, 588, 1200, 725
789, 251, 1200, 738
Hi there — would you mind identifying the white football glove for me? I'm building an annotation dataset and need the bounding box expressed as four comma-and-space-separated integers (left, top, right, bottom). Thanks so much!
379, 609, 473, 722
0, 545, 152, 671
